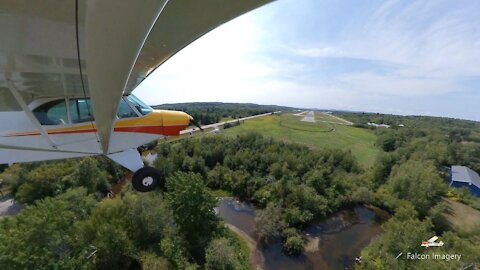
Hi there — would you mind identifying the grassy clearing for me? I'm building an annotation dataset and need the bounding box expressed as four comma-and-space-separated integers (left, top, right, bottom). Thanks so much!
279, 118, 334, 132
210, 189, 233, 198
223, 113, 378, 168
442, 198, 480, 233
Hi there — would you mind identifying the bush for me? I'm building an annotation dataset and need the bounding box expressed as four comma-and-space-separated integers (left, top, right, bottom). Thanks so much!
255, 203, 286, 243
283, 235, 305, 256
205, 238, 242, 270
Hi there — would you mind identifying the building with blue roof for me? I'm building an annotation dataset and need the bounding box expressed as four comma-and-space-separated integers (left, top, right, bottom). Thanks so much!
449, 166, 480, 197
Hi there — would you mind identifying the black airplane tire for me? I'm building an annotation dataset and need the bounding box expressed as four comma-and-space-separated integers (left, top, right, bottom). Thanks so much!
132, 167, 163, 192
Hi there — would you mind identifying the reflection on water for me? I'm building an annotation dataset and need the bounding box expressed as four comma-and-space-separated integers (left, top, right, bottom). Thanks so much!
217, 198, 257, 237
217, 198, 390, 270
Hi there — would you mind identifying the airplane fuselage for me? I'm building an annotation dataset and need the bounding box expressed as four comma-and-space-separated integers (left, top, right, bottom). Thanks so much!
0, 95, 191, 164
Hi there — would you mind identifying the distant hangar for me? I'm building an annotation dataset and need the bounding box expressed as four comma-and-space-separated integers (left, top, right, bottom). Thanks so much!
450, 166, 480, 197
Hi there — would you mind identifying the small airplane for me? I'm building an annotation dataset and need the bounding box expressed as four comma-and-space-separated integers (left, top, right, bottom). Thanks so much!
0, 0, 272, 192
421, 236, 444, 248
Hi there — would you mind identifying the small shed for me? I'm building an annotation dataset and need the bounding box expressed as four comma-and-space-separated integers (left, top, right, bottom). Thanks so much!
449, 166, 480, 197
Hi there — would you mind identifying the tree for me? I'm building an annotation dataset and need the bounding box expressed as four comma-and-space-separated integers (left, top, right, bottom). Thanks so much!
0, 188, 96, 270
385, 159, 447, 215
76, 193, 174, 270
64, 157, 110, 193
360, 204, 480, 269
13, 158, 111, 204
154, 155, 175, 180
371, 152, 397, 187
76, 198, 137, 269
139, 252, 171, 270
15, 159, 77, 203
255, 203, 286, 242
205, 238, 242, 270
359, 204, 434, 270
284, 235, 305, 256
377, 133, 397, 152
350, 186, 374, 204
160, 235, 196, 270
282, 228, 305, 255
165, 172, 220, 260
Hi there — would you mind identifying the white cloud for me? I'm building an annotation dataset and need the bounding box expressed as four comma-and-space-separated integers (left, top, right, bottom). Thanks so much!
337, 71, 457, 97
293, 46, 340, 58
135, 10, 279, 105
133, 0, 480, 120
286, 0, 480, 98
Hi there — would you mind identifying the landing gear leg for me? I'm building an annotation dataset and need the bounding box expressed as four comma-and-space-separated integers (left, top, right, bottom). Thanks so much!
107, 149, 164, 192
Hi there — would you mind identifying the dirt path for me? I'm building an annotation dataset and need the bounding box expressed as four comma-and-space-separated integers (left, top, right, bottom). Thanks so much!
226, 223, 265, 270
305, 236, 320, 252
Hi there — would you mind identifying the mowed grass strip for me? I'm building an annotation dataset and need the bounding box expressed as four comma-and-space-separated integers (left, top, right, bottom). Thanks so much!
442, 198, 480, 234
223, 113, 378, 168
279, 118, 334, 132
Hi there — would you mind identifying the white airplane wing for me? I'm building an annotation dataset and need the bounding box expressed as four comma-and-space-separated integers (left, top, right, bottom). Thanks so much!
90, 0, 273, 152
428, 236, 438, 243
0, 0, 273, 154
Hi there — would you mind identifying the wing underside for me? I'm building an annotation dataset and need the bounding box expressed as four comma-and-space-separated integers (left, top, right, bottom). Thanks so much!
0, 0, 274, 159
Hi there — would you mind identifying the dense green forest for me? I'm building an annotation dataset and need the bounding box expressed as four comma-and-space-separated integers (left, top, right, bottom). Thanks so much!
1, 111, 480, 269
153, 102, 293, 125
153, 133, 361, 254
334, 112, 480, 269
0, 158, 250, 270
337, 112, 480, 172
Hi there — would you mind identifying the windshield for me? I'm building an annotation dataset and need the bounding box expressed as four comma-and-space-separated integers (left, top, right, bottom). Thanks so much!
126, 95, 153, 116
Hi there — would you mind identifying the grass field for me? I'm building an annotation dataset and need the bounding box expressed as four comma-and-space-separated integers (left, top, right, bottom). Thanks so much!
223, 112, 378, 168
442, 198, 480, 234
279, 118, 334, 132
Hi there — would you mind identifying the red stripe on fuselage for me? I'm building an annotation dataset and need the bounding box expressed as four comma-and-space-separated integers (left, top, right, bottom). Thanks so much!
113, 125, 187, 136
2, 125, 187, 137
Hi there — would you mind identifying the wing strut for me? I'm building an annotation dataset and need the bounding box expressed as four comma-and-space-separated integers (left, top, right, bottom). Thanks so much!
85, 0, 169, 154
6, 80, 57, 150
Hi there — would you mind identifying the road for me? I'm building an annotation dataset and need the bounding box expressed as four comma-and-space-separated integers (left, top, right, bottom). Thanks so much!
180, 111, 281, 135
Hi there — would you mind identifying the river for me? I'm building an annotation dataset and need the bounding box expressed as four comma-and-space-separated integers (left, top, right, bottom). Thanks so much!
217, 198, 390, 270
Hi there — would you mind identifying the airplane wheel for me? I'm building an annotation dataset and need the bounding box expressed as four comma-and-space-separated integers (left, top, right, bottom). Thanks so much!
132, 167, 163, 192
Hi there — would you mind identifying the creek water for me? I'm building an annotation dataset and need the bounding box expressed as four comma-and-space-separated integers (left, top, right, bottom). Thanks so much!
217, 198, 390, 270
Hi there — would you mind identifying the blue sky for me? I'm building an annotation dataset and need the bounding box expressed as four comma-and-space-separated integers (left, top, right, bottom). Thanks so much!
134, 0, 480, 121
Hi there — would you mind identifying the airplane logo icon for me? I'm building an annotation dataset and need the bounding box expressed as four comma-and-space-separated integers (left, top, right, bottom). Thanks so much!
421, 236, 444, 247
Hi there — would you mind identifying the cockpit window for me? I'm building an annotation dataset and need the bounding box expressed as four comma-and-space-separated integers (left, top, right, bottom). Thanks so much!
69, 98, 94, 123
117, 98, 138, 118
126, 95, 152, 116
33, 96, 149, 126
33, 99, 68, 125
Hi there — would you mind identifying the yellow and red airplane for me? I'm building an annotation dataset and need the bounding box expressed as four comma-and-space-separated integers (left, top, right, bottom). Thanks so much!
0, 0, 272, 192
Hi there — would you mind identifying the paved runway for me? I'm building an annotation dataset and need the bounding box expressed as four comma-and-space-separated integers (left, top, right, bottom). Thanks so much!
302, 111, 316, 122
